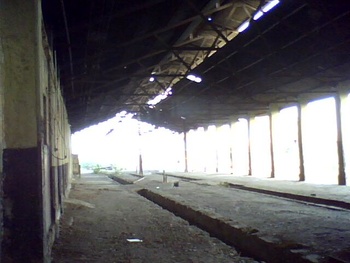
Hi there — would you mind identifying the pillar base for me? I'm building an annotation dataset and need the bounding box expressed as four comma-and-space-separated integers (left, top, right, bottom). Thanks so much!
2, 148, 43, 262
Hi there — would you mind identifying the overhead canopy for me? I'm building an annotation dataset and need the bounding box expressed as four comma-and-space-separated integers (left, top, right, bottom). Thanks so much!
42, 0, 350, 133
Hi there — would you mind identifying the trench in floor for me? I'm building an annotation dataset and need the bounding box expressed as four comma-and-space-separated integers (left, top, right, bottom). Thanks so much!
136, 188, 344, 263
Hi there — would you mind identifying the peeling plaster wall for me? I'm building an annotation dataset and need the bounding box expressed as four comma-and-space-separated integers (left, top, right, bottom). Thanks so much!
1, 2, 38, 148
44, 54, 73, 254
41, 11, 73, 262
0, 0, 72, 261
0, 1, 40, 261
0, 24, 5, 261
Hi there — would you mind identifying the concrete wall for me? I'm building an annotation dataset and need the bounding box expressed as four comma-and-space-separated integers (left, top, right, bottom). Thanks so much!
0, 13, 4, 260
0, 0, 72, 261
72, 154, 81, 176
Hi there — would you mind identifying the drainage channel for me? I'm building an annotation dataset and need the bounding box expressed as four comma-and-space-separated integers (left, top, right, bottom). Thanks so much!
157, 173, 201, 182
137, 188, 330, 263
108, 175, 133, 185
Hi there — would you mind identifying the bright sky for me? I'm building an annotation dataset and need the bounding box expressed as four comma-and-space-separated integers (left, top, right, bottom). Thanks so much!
72, 113, 140, 168
71, 112, 183, 171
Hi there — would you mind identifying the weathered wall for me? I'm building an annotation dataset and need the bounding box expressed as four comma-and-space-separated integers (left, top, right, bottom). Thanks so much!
72, 154, 81, 176
41, 10, 73, 262
39, 9, 73, 263
0, 1, 41, 261
0, 0, 72, 261
0, 14, 5, 260
1, 2, 38, 148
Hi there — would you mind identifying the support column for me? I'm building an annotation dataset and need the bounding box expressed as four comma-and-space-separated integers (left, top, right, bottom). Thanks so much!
247, 116, 253, 176
0, 7, 4, 262
269, 105, 279, 178
203, 127, 209, 172
0, 0, 45, 261
229, 122, 234, 174
184, 130, 188, 173
215, 126, 219, 173
297, 100, 307, 181
335, 90, 347, 185
139, 154, 144, 176
138, 124, 143, 176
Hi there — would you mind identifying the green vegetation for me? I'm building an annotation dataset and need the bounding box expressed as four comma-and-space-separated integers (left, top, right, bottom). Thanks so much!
81, 162, 124, 175
93, 164, 101, 174
81, 162, 98, 170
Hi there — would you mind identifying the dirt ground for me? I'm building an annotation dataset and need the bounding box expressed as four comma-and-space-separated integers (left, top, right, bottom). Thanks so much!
110, 172, 350, 262
51, 173, 259, 263
138, 177, 350, 259
52, 172, 350, 262
133, 173, 350, 262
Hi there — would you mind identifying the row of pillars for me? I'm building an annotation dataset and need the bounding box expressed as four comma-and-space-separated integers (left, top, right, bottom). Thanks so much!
182, 90, 348, 185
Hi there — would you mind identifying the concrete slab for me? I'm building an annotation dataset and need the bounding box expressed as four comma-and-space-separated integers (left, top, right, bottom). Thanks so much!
161, 172, 350, 205
111, 171, 350, 262
52, 173, 258, 263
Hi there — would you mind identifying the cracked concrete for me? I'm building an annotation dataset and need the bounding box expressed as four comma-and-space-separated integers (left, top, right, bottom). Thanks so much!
112, 171, 350, 262
52, 173, 258, 263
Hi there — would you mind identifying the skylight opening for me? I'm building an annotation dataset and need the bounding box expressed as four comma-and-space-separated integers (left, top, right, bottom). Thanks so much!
186, 74, 202, 83
253, 10, 264, 21
262, 0, 280, 13
147, 87, 172, 106
237, 20, 250, 32
238, 0, 280, 30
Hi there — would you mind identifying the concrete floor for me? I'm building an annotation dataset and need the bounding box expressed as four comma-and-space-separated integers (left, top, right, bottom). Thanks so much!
53, 171, 350, 263
152, 172, 350, 205
52, 173, 257, 263
114, 171, 350, 262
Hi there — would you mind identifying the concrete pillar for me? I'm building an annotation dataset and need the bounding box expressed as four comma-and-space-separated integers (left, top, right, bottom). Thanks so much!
269, 105, 280, 178
138, 124, 144, 176
247, 116, 253, 175
139, 154, 144, 176
203, 127, 209, 172
215, 126, 219, 173
335, 89, 347, 185
297, 100, 307, 181
229, 122, 234, 174
184, 130, 188, 172
0, 0, 44, 261
0, 7, 5, 260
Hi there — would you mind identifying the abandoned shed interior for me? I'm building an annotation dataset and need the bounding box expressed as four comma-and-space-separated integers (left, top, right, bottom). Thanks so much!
0, 0, 350, 262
